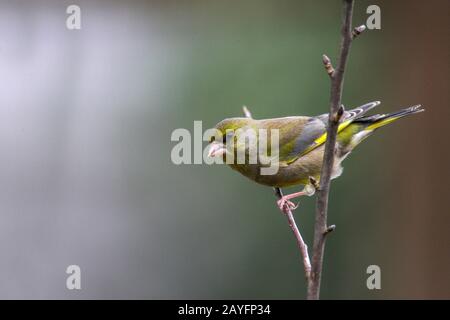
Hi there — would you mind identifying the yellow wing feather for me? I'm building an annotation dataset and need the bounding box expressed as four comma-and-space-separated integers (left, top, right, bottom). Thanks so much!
296, 119, 352, 159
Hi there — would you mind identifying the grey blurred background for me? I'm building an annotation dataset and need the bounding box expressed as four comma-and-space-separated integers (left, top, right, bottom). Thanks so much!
0, 0, 448, 299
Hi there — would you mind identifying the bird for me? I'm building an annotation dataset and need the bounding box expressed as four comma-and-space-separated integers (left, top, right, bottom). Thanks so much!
207, 101, 424, 212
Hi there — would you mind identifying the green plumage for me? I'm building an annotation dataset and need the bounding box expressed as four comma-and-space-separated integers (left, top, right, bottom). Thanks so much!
210, 102, 424, 188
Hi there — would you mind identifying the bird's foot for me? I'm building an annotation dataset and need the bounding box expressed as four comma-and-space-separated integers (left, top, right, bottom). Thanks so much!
277, 197, 299, 213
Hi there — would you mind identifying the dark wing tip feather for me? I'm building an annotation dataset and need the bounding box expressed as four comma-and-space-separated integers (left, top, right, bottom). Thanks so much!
343, 101, 381, 121
355, 104, 424, 124
410, 104, 425, 113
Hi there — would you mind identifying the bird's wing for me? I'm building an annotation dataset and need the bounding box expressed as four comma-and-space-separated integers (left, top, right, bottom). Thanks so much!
276, 101, 380, 165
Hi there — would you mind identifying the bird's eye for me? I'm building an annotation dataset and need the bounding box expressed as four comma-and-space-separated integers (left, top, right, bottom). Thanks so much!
209, 136, 215, 143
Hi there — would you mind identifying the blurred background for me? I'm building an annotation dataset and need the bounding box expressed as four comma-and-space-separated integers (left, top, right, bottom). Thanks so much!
0, 0, 448, 299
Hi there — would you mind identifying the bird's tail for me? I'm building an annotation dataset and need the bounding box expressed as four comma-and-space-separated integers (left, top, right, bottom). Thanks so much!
337, 105, 424, 156
355, 104, 424, 130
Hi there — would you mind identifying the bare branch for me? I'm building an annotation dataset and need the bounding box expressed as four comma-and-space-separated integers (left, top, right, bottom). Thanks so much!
274, 187, 311, 279
307, 0, 355, 300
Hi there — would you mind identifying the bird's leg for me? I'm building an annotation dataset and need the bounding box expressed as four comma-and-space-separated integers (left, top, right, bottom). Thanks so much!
277, 191, 306, 212
274, 185, 316, 213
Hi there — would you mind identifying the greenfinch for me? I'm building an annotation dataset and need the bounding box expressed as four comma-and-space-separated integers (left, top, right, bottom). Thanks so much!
208, 101, 424, 211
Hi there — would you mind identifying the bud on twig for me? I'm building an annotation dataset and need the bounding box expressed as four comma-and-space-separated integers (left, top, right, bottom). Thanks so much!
322, 54, 335, 77
352, 25, 366, 39
324, 225, 336, 235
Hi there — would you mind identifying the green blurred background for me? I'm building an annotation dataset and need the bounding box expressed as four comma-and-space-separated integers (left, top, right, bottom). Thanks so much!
0, 0, 448, 299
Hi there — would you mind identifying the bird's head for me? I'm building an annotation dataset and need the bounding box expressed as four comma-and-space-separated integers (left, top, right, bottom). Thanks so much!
207, 117, 254, 160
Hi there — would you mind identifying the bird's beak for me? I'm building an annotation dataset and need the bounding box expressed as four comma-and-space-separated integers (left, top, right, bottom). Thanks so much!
208, 142, 227, 158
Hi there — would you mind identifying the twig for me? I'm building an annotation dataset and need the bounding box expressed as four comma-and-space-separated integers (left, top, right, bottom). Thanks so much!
307, 0, 358, 300
240, 5, 364, 295
274, 187, 311, 279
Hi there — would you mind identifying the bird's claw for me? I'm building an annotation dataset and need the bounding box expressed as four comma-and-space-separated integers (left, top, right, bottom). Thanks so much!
277, 197, 299, 213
